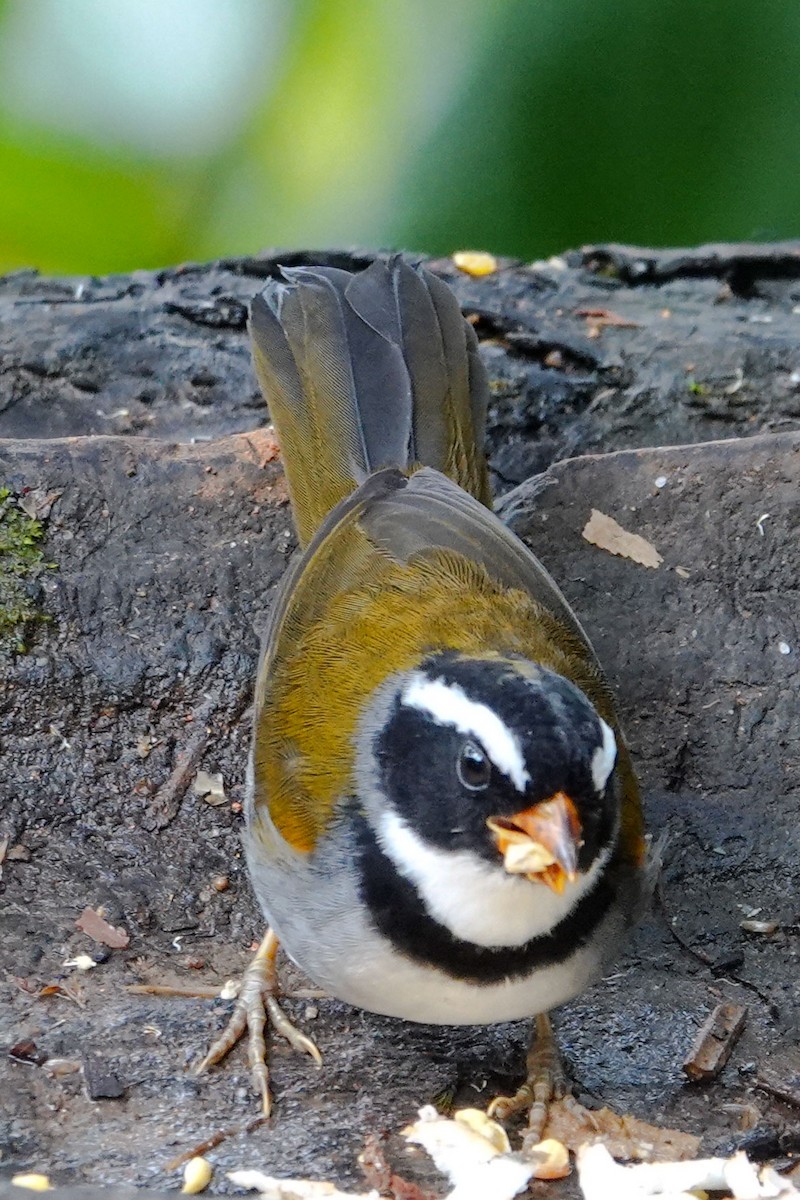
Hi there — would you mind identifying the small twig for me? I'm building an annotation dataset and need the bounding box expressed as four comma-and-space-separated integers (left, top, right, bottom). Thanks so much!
656, 880, 778, 1012
755, 1074, 800, 1110
683, 1002, 748, 1082
656, 879, 716, 967
149, 690, 220, 829
126, 982, 326, 1000
126, 983, 222, 999
164, 1115, 267, 1172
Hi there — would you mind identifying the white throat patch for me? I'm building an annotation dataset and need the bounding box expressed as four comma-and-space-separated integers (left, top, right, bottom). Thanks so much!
377, 808, 611, 948
401, 674, 530, 792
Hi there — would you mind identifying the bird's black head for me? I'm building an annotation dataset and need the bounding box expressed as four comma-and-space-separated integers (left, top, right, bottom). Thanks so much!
369, 652, 620, 888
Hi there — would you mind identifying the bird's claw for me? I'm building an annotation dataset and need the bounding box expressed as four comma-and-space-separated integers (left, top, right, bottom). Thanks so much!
196, 929, 321, 1116
488, 1012, 565, 1146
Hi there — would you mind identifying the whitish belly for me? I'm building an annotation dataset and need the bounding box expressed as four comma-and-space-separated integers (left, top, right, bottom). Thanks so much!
278, 909, 608, 1025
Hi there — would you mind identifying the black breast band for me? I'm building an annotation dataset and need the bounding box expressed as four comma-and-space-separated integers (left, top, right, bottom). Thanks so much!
353, 813, 614, 985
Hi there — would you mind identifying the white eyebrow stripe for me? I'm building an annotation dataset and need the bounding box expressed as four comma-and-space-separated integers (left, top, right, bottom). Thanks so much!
401, 674, 531, 792
591, 718, 617, 793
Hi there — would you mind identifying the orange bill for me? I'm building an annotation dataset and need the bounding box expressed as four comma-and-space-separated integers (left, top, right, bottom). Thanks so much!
486, 791, 583, 894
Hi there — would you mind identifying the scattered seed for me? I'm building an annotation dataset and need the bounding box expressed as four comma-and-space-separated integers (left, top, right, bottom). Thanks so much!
42, 1058, 81, 1077
454, 1107, 510, 1153
182, 1156, 213, 1194
740, 919, 779, 935
11, 1175, 52, 1192
582, 509, 663, 568
724, 368, 744, 394
529, 1138, 571, 1181
63, 954, 98, 972
452, 250, 498, 277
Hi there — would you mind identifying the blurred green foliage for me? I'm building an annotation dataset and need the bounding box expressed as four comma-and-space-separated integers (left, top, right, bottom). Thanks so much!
0, 0, 797, 276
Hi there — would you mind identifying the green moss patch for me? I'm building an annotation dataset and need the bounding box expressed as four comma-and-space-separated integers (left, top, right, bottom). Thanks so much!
0, 487, 55, 652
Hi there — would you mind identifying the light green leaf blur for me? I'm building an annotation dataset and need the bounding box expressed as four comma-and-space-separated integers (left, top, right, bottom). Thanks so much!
0, 0, 797, 274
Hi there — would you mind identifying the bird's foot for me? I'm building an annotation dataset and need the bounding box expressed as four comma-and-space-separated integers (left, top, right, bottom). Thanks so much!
487, 1012, 565, 1152
195, 928, 321, 1116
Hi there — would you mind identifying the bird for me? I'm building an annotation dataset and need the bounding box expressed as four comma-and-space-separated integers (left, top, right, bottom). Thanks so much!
197, 256, 648, 1146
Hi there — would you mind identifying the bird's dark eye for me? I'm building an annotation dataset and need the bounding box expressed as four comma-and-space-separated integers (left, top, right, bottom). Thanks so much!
457, 741, 491, 790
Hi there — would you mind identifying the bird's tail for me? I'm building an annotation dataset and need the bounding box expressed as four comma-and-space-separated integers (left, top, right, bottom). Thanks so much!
249, 257, 492, 547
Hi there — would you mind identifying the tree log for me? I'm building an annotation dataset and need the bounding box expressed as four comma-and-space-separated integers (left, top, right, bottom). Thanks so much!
1, 245, 798, 1196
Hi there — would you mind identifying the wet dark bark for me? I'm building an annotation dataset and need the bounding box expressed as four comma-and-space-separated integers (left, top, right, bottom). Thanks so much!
1, 245, 798, 1197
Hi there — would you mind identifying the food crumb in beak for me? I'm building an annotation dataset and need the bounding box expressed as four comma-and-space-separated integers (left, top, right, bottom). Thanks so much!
486, 793, 581, 892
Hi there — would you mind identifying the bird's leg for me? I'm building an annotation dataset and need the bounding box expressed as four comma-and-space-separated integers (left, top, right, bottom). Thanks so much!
195, 928, 321, 1116
487, 1012, 566, 1149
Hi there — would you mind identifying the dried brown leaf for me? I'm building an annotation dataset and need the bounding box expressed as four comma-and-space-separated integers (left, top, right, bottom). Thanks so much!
245, 425, 282, 468
359, 1132, 436, 1200
387, 1176, 436, 1200
544, 1097, 700, 1162
17, 488, 63, 520
8, 1039, 47, 1065
582, 509, 663, 568
575, 307, 640, 328
192, 770, 227, 806
357, 1132, 392, 1193
38, 983, 86, 1008
75, 905, 130, 948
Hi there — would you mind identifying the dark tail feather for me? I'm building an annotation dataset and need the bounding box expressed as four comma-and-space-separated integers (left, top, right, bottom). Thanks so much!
249, 257, 491, 546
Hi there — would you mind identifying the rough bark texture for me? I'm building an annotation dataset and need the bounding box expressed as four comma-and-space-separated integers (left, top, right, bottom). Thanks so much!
1, 244, 799, 1198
